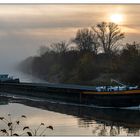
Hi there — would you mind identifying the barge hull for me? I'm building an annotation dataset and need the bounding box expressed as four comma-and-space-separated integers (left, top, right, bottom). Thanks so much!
0, 83, 140, 107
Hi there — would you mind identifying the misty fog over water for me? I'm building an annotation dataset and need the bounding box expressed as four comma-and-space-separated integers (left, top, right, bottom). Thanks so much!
0, 63, 46, 83
0, 35, 47, 83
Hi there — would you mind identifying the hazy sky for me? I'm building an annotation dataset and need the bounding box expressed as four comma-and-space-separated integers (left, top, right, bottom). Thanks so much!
0, 4, 140, 72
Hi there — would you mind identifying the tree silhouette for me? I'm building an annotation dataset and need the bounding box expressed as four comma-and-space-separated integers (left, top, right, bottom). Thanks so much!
51, 41, 70, 54
19, 22, 140, 86
72, 28, 99, 54
92, 22, 124, 55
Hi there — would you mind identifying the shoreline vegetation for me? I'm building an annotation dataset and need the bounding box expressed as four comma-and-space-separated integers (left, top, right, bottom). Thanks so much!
19, 22, 140, 86
0, 114, 53, 136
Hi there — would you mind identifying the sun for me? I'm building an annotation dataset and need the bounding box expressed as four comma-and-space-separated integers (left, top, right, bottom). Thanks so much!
110, 14, 123, 24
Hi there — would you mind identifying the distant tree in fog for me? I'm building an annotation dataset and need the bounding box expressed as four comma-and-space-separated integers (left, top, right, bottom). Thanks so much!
51, 41, 70, 54
72, 28, 99, 54
38, 45, 51, 56
122, 41, 139, 57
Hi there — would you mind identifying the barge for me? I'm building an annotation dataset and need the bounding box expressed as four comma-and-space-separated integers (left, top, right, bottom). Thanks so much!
0, 79, 140, 107
0, 74, 20, 83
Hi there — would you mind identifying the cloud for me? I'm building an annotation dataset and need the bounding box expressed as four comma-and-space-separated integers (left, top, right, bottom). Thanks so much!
1, 5, 139, 39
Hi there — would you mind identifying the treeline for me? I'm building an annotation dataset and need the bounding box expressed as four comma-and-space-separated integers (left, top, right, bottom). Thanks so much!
19, 22, 140, 86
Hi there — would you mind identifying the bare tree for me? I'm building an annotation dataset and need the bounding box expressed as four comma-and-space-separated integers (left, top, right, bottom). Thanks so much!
51, 41, 70, 53
72, 28, 99, 54
92, 22, 125, 55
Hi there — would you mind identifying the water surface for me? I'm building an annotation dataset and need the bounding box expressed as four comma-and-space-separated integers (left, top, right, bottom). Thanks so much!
0, 95, 140, 136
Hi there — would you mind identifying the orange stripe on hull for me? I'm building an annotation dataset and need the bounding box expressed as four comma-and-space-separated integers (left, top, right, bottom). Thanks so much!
82, 89, 140, 95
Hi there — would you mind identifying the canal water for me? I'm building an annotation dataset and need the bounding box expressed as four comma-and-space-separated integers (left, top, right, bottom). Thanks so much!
0, 95, 140, 136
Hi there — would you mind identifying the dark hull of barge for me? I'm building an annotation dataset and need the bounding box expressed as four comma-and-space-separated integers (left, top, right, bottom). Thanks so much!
0, 82, 140, 107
